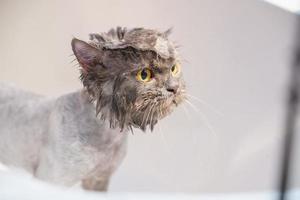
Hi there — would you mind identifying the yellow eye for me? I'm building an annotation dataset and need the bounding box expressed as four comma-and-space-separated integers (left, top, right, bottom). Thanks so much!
136, 68, 152, 82
171, 63, 180, 76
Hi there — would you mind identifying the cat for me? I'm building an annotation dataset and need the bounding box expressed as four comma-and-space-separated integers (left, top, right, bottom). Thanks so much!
0, 27, 186, 191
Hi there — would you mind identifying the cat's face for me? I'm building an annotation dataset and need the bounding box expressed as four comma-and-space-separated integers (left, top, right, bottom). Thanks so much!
72, 27, 185, 131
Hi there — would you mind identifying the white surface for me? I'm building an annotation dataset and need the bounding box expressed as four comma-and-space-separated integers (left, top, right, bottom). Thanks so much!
0, 168, 291, 200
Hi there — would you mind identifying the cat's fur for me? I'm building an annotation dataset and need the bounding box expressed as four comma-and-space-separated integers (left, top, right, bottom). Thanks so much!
0, 27, 185, 191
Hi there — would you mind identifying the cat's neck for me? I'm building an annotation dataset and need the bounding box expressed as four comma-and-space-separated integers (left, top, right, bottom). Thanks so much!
55, 89, 128, 148
77, 88, 130, 134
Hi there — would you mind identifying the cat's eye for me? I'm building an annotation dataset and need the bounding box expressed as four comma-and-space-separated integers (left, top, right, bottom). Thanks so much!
136, 68, 152, 82
171, 63, 180, 76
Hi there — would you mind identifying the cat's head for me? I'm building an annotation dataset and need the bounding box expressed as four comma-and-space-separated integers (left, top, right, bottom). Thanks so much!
72, 27, 185, 131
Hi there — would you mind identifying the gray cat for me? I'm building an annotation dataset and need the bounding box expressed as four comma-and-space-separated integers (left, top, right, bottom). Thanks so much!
0, 27, 185, 191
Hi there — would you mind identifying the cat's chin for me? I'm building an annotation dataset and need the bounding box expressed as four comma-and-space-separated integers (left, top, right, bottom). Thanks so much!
107, 93, 184, 132
128, 102, 178, 131
156, 95, 184, 121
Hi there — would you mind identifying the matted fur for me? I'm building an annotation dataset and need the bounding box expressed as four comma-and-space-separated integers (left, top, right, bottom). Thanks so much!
74, 27, 186, 131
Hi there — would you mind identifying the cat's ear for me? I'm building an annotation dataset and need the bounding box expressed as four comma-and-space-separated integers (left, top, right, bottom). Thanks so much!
71, 38, 103, 70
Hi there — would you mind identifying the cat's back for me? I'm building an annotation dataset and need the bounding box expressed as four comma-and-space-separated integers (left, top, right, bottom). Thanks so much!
0, 82, 47, 122
0, 82, 52, 128
0, 82, 51, 171
0, 82, 42, 104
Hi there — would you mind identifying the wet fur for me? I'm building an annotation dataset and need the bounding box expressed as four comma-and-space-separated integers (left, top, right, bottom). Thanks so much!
0, 27, 185, 191
77, 27, 185, 131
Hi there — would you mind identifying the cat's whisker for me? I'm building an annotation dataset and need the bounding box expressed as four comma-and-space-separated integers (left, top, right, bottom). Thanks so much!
185, 98, 200, 113
150, 103, 158, 130
181, 58, 190, 64
72, 63, 80, 68
145, 106, 154, 129
181, 103, 200, 145
185, 93, 224, 117
158, 103, 163, 118
140, 107, 148, 129
185, 99, 217, 138
181, 103, 191, 120
148, 104, 156, 128
142, 104, 154, 129
156, 122, 172, 154
70, 58, 78, 64
196, 108, 218, 138
141, 106, 151, 127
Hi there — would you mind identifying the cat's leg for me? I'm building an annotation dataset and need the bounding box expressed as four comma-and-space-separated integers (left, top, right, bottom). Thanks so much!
35, 148, 83, 186
81, 175, 110, 191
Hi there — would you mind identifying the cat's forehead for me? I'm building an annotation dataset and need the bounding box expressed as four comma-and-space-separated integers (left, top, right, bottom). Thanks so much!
90, 27, 177, 59
122, 29, 176, 59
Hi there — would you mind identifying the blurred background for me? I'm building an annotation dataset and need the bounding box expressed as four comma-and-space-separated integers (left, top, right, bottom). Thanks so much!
0, 0, 299, 194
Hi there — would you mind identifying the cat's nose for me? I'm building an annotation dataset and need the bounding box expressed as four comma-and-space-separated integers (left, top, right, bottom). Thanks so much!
167, 87, 177, 94
166, 82, 179, 94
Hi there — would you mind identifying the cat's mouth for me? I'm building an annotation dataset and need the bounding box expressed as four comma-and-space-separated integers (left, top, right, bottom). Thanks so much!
166, 91, 184, 107
130, 90, 185, 131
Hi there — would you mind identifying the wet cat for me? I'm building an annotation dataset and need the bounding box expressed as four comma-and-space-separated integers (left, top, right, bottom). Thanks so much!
0, 27, 185, 191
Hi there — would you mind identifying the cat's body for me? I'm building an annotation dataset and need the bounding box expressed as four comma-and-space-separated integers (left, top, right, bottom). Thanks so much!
0, 27, 185, 191
0, 83, 127, 190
